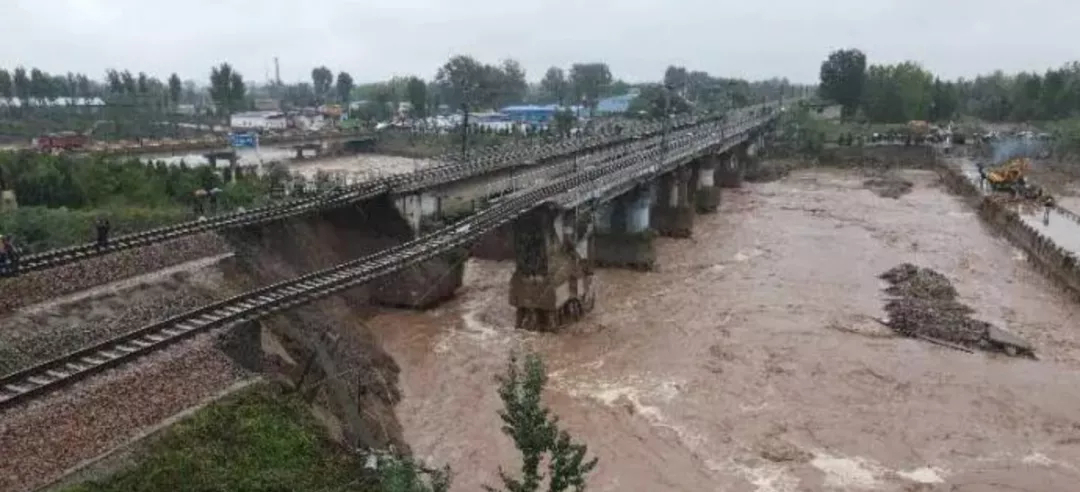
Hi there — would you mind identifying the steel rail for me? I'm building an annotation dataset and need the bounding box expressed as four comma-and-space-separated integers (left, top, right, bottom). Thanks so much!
0, 114, 710, 276
0, 109, 778, 410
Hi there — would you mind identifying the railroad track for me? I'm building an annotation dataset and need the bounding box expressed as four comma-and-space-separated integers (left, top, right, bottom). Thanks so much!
0, 107, 777, 410
0, 116, 711, 277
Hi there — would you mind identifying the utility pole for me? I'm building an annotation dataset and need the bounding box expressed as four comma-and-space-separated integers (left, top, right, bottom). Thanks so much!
460, 102, 469, 161
661, 84, 673, 158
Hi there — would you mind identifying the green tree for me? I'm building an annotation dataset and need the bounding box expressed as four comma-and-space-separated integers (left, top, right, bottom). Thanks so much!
209, 63, 246, 117
120, 70, 137, 95
335, 71, 354, 105
862, 61, 933, 123
312, 66, 334, 104
663, 65, 689, 95
405, 76, 428, 118
818, 48, 867, 118
29, 68, 53, 98
75, 74, 93, 98
137, 72, 149, 94
105, 69, 123, 95
12, 67, 28, 99
168, 73, 182, 106
484, 352, 598, 492
494, 58, 528, 107
628, 84, 691, 119
541, 67, 568, 105
568, 63, 613, 116
435, 55, 488, 110
0, 69, 12, 98
930, 78, 958, 121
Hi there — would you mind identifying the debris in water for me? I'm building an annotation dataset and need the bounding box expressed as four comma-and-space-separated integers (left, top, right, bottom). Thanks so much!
877, 263, 1034, 358
863, 176, 914, 199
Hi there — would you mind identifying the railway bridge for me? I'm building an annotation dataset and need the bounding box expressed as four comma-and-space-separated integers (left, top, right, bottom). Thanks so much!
0, 102, 783, 448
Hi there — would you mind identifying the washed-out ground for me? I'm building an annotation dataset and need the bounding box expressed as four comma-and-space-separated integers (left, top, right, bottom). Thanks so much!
371, 167, 1080, 491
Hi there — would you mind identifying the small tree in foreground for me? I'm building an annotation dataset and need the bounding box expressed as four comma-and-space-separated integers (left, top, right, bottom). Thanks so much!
485, 352, 598, 492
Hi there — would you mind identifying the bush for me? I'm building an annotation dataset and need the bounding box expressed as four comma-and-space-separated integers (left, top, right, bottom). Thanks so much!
0, 151, 273, 250
0, 205, 190, 252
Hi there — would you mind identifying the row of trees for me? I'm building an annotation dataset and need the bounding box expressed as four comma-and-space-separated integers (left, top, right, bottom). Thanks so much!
3, 55, 804, 132
0, 66, 193, 109
819, 49, 1080, 123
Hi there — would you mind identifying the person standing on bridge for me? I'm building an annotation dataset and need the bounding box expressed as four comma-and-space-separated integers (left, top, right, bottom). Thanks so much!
95, 217, 110, 251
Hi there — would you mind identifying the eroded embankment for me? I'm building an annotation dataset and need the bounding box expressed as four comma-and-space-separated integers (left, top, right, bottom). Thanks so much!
216, 196, 459, 453
0, 199, 447, 492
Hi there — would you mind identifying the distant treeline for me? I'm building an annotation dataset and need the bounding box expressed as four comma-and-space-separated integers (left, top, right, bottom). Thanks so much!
820, 49, 1080, 124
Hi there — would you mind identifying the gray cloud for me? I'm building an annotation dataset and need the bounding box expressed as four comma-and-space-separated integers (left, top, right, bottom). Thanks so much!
2, 0, 1077, 85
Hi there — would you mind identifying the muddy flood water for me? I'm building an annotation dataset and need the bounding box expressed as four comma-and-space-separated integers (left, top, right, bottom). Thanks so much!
370, 167, 1080, 491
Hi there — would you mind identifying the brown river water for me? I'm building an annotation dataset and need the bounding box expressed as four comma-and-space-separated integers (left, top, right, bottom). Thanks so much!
369, 168, 1080, 491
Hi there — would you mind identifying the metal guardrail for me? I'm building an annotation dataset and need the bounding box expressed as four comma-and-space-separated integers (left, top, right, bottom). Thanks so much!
0, 107, 779, 410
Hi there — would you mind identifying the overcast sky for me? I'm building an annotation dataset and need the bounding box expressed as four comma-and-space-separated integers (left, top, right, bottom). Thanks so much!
3, 0, 1077, 86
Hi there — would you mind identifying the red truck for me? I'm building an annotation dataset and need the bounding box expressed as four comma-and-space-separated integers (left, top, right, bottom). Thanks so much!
33, 132, 89, 152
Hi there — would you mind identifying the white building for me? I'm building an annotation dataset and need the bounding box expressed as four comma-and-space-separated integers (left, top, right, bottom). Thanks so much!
230, 111, 288, 130
0, 97, 106, 108
291, 112, 326, 131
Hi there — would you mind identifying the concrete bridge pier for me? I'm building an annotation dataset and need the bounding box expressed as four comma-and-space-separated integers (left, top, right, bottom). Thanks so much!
694, 155, 721, 213
509, 205, 596, 331
593, 184, 656, 270
651, 166, 695, 237
716, 150, 745, 188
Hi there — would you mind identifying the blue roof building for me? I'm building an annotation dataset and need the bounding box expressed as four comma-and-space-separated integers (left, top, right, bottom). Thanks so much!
499, 104, 586, 124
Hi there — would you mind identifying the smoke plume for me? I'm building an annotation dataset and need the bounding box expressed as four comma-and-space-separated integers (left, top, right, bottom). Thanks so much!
992, 137, 1045, 165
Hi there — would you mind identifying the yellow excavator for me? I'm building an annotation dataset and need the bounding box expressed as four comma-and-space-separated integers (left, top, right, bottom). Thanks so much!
979, 158, 1054, 204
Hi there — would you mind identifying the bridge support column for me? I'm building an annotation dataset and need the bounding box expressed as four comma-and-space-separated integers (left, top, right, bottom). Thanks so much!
717, 151, 745, 188
296, 148, 305, 159
594, 185, 656, 270
694, 156, 721, 213
509, 205, 595, 331
651, 166, 695, 238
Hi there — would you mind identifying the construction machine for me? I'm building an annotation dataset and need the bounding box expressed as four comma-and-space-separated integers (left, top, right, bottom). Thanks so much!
980, 157, 1053, 202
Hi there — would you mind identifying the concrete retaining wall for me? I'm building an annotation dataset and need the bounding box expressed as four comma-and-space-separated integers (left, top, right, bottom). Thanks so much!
937, 163, 1080, 296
